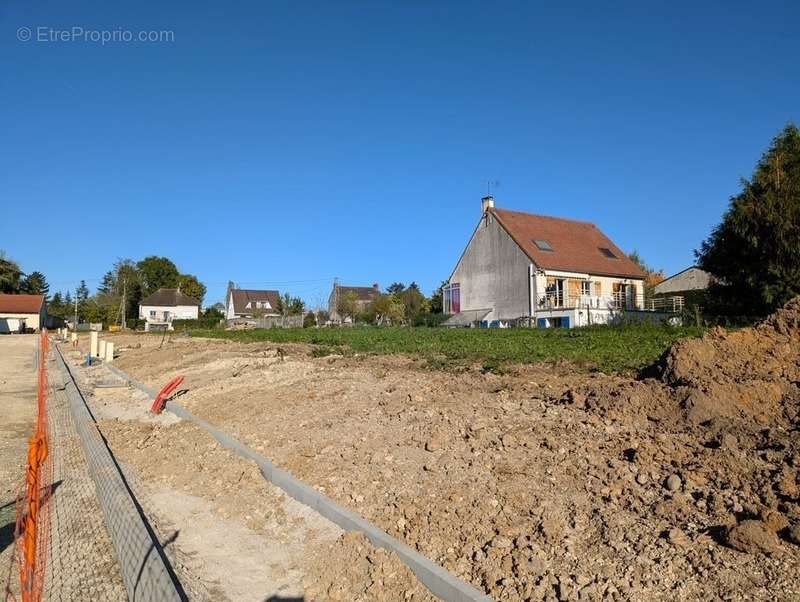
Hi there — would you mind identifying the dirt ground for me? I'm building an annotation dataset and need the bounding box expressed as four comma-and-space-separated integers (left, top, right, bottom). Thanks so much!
61, 341, 433, 601
0, 335, 36, 599
77, 299, 800, 601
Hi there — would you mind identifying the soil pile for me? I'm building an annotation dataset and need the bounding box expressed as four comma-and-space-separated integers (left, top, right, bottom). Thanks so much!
662, 297, 800, 426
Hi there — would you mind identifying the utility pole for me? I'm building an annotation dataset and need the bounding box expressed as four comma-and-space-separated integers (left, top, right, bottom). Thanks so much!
121, 278, 127, 329
73, 289, 78, 331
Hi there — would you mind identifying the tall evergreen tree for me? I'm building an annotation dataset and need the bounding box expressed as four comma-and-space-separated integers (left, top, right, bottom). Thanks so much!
697, 123, 800, 316
0, 251, 23, 293
76, 280, 90, 302
98, 270, 116, 295
22, 271, 50, 300
49, 291, 64, 317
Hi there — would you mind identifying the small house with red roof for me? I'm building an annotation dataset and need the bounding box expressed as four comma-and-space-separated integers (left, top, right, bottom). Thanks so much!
443, 196, 648, 328
0, 294, 47, 333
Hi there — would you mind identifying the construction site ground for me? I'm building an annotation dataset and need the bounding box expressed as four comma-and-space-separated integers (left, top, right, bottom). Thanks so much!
0, 336, 36, 600
64, 299, 800, 601
1, 336, 127, 602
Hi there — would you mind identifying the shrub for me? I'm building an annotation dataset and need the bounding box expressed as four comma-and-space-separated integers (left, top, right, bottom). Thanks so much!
172, 317, 223, 330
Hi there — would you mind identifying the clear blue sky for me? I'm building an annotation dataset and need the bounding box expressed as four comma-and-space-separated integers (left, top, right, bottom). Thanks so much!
2, 1, 798, 308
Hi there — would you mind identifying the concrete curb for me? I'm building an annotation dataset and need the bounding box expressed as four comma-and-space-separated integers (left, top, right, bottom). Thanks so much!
105, 363, 493, 602
54, 345, 186, 602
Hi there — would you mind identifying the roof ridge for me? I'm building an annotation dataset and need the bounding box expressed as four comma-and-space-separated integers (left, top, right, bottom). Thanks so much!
490, 206, 597, 227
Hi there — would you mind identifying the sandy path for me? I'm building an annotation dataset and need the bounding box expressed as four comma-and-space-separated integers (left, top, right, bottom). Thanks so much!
0, 335, 37, 599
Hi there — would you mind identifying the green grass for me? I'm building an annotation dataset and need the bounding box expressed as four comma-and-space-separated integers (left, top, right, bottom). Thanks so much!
187, 324, 704, 375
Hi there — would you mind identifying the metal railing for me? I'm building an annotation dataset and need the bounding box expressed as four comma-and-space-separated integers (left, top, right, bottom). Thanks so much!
645, 295, 685, 313
538, 292, 684, 313
145, 312, 172, 323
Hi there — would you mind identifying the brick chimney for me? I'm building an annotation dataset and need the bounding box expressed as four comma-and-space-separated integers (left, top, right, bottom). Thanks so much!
481, 195, 495, 213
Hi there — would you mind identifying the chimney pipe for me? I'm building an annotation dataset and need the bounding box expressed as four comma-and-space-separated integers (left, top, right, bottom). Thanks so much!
481, 195, 495, 213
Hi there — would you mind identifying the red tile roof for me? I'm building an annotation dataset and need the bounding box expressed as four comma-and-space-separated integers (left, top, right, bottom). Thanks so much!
0, 294, 45, 314
490, 208, 646, 279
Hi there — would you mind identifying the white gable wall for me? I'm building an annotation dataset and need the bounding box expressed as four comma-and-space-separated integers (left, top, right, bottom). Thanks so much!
226, 291, 236, 320
450, 214, 532, 321
139, 304, 199, 321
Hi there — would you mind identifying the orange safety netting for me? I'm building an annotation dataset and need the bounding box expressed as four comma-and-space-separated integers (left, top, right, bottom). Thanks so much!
4, 330, 53, 602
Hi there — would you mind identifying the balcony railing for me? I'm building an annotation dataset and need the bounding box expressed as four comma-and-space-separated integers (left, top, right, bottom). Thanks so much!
145, 312, 172, 323
537, 293, 684, 313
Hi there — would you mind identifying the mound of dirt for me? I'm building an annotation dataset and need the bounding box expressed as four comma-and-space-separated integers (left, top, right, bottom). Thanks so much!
661, 297, 800, 426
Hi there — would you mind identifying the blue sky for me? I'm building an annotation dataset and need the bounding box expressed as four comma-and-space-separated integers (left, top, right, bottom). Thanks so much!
1, 1, 798, 308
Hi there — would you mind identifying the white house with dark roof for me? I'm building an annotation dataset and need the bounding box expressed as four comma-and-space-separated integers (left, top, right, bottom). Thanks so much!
225, 285, 281, 320
443, 196, 661, 328
139, 288, 200, 331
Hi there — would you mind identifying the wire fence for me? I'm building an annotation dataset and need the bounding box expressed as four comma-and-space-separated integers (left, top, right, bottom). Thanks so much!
52, 344, 185, 602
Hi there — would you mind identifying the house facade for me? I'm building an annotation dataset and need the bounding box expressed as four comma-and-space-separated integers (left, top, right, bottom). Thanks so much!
0, 294, 47, 333
443, 197, 649, 328
139, 288, 200, 331
328, 282, 380, 323
225, 286, 281, 320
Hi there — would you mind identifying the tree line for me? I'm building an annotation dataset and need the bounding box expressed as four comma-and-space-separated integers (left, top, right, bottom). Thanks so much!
46, 256, 208, 327
0, 252, 50, 298
334, 281, 446, 326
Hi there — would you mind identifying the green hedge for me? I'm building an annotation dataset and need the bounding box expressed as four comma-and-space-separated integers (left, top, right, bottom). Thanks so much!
172, 317, 224, 330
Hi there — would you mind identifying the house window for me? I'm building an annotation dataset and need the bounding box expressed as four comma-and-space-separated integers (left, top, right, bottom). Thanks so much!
149, 310, 156, 318
599, 247, 618, 259
534, 239, 553, 251
581, 281, 591, 296
444, 283, 461, 314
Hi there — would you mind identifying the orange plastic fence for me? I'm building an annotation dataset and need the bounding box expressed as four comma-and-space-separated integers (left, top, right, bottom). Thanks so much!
7, 330, 53, 602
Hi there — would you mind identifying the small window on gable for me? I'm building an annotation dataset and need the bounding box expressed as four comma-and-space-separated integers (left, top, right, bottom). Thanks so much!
599, 247, 617, 259
534, 239, 553, 252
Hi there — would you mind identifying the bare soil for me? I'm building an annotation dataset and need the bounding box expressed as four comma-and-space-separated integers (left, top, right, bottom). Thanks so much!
0, 336, 36, 600
62, 342, 432, 602
82, 299, 800, 601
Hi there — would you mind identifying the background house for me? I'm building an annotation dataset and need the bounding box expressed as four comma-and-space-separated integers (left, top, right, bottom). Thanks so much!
654, 266, 713, 315
225, 286, 281, 320
0, 294, 47, 333
328, 282, 380, 323
443, 196, 653, 328
138, 288, 200, 331
654, 266, 713, 296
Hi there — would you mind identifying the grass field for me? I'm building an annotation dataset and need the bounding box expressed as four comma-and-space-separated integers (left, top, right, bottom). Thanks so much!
188, 323, 705, 374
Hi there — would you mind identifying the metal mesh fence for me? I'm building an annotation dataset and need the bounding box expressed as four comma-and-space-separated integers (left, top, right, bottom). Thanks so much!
44, 364, 126, 601
52, 345, 185, 602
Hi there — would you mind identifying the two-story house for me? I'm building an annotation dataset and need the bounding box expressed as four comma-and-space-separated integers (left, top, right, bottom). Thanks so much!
139, 288, 200, 331
443, 196, 647, 328
225, 285, 281, 320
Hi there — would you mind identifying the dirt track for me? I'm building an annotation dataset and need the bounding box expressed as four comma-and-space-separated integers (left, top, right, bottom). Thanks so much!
77, 299, 800, 600
0, 336, 36, 600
